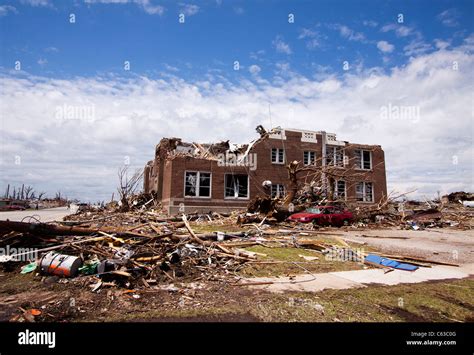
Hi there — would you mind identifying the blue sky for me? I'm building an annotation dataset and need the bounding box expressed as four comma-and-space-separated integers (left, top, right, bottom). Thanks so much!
1, 0, 472, 79
0, 0, 473, 201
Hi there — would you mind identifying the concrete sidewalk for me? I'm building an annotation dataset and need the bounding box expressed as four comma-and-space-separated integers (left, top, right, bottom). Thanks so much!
0, 206, 77, 223
244, 263, 474, 293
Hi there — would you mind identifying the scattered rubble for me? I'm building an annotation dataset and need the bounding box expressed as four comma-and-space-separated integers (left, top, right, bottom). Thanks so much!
0, 189, 471, 323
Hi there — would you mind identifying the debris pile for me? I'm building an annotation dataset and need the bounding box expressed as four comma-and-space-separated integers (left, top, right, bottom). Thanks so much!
0, 213, 263, 293
240, 189, 474, 230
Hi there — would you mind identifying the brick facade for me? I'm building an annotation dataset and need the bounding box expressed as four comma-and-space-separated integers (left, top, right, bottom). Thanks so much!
144, 128, 387, 214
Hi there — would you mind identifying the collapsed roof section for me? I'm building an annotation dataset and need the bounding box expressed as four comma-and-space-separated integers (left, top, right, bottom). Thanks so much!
152, 126, 282, 163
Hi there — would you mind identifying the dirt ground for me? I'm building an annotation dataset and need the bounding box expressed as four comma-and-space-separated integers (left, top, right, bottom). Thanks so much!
0, 270, 473, 322
341, 228, 474, 264
1, 226, 473, 322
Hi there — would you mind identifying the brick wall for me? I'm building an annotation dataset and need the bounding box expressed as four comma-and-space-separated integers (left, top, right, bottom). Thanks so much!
147, 129, 388, 214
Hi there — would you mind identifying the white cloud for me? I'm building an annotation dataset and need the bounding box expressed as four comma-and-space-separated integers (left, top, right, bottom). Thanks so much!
381, 24, 413, 37
249, 65, 261, 75
298, 28, 317, 39
20, 0, 51, 6
139, 0, 164, 15
233, 6, 244, 15
434, 39, 450, 50
404, 39, 432, 56
273, 36, 292, 54
306, 39, 320, 50
37, 58, 48, 66
331, 24, 366, 42
44, 46, 59, 53
380, 24, 432, 56
0, 5, 18, 16
1, 37, 473, 200
298, 28, 322, 50
377, 40, 394, 53
249, 50, 265, 61
180, 3, 199, 17
164, 64, 179, 72
437, 8, 460, 27
363, 20, 378, 28
84, 0, 165, 15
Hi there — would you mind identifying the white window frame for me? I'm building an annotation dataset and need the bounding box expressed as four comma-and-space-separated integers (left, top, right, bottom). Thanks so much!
271, 148, 285, 164
355, 149, 372, 170
224, 174, 250, 199
334, 180, 346, 200
184, 171, 212, 198
326, 146, 344, 167
356, 182, 374, 203
271, 184, 286, 198
303, 151, 316, 166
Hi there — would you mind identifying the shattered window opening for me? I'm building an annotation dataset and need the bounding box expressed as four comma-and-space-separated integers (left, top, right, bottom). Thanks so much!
303, 151, 316, 166
355, 149, 372, 170
224, 174, 249, 199
326, 146, 344, 167
356, 182, 374, 202
335, 180, 346, 200
271, 148, 285, 164
271, 184, 286, 199
184, 171, 211, 198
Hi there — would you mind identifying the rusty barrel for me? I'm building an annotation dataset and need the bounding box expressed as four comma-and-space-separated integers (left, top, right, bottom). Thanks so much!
40, 251, 82, 277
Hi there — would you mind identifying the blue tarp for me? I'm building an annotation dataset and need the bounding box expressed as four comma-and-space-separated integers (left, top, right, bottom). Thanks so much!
365, 254, 419, 271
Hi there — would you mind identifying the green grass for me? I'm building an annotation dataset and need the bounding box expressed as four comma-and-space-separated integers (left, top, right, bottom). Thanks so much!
255, 278, 474, 322
2, 263, 473, 323
189, 222, 247, 234
238, 244, 368, 277
97, 278, 474, 322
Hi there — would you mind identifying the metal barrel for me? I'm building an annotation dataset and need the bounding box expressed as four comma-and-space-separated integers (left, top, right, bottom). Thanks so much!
40, 251, 83, 277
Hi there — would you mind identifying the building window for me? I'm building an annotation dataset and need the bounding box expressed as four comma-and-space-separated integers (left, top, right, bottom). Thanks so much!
271, 148, 285, 164
184, 172, 211, 197
326, 146, 343, 167
356, 182, 374, 202
271, 184, 286, 198
335, 180, 346, 200
303, 151, 316, 166
225, 174, 249, 199
355, 150, 372, 170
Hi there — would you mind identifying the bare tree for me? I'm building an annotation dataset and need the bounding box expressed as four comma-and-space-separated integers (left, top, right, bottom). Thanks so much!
38, 192, 46, 200
283, 146, 386, 206
117, 166, 143, 212
24, 185, 34, 199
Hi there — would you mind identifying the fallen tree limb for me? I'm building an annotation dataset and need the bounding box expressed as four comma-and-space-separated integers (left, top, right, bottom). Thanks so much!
181, 215, 206, 245
0, 220, 156, 239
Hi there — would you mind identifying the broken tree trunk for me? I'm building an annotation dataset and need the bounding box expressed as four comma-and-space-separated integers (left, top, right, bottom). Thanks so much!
0, 220, 157, 239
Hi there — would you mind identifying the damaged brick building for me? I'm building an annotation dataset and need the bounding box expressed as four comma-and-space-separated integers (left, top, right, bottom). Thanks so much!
144, 127, 387, 214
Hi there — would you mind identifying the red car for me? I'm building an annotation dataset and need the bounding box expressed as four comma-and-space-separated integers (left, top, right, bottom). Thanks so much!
288, 206, 353, 226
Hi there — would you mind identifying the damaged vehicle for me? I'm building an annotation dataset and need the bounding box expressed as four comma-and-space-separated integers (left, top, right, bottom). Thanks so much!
288, 206, 354, 227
